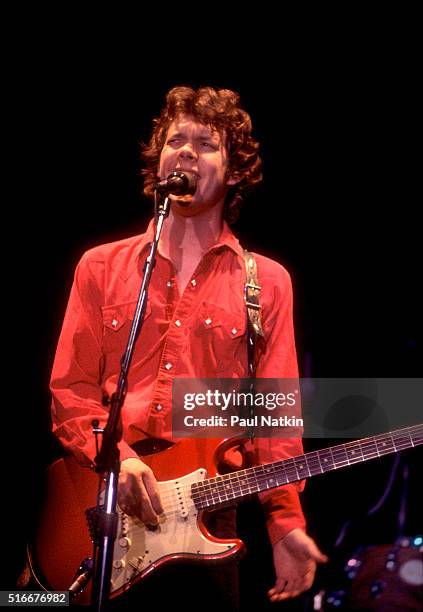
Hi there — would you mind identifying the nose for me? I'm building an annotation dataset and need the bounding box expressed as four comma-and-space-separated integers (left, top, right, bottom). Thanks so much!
178, 142, 197, 161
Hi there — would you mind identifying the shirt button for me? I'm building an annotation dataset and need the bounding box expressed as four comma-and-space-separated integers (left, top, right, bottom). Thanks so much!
167, 280, 173, 287
155, 404, 163, 412
112, 319, 118, 328
175, 320, 182, 327
190, 279, 197, 287
165, 362, 173, 370
231, 327, 238, 335
205, 318, 212, 326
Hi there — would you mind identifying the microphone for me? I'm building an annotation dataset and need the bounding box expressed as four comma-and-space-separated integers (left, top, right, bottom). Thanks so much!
155, 171, 197, 196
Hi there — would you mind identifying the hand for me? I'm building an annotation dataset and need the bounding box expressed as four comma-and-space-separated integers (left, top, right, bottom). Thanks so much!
268, 528, 328, 603
118, 457, 163, 525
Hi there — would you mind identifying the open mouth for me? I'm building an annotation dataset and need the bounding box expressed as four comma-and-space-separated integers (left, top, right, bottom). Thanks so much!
173, 169, 200, 180
172, 193, 194, 205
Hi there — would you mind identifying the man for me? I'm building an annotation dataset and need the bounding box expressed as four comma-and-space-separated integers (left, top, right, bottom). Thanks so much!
51, 86, 327, 609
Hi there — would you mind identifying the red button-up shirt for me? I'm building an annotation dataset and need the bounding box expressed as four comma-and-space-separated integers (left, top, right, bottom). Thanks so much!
50, 219, 306, 544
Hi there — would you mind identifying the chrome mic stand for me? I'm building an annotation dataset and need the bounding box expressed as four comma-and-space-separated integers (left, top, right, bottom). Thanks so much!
91, 194, 171, 612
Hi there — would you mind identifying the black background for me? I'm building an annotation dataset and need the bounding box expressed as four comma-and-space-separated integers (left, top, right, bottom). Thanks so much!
9, 28, 422, 611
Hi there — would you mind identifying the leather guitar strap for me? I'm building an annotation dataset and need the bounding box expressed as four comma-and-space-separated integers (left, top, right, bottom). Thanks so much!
243, 251, 264, 438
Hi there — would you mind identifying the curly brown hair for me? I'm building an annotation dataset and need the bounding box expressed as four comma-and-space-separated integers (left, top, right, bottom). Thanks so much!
141, 86, 262, 223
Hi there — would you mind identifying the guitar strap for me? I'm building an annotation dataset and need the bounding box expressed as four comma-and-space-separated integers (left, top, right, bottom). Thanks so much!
243, 250, 264, 376
242, 251, 264, 439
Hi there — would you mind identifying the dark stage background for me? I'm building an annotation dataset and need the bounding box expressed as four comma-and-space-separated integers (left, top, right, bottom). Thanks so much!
11, 55, 421, 611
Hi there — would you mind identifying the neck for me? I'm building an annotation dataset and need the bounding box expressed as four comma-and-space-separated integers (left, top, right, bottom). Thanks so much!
192, 423, 423, 511
159, 205, 224, 268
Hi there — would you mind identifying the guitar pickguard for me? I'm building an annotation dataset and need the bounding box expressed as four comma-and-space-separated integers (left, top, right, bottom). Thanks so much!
107, 469, 237, 593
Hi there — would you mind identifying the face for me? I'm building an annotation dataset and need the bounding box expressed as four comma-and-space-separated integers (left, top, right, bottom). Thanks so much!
158, 115, 238, 217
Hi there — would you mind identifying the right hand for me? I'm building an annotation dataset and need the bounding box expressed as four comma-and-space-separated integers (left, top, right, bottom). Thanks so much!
118, 458, 163, 525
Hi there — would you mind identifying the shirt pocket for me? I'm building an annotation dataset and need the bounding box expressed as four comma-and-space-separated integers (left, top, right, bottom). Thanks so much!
193, 301, 247, 376
101, 300, 152, 354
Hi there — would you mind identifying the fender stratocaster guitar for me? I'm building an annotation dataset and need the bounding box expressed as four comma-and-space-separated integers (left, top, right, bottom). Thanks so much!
28, 424, 422, 604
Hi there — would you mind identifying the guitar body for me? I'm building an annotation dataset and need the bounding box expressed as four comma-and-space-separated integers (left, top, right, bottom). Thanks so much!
28, 437, 245, 605
29, 423, 422, 605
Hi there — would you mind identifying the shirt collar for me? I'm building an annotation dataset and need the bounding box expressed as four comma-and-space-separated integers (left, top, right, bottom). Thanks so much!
135, 217, 245, 263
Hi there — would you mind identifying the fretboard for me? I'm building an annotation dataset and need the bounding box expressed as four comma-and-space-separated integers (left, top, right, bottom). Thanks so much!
191, 423, 423, 510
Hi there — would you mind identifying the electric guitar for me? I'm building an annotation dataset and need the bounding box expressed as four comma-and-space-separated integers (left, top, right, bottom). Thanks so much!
28, 424, 422, 604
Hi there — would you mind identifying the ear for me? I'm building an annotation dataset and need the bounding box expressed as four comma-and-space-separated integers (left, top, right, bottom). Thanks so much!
226, 171, 242, 186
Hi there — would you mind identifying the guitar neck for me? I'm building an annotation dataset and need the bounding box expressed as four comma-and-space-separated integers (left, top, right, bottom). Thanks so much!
192, 423, 423, 510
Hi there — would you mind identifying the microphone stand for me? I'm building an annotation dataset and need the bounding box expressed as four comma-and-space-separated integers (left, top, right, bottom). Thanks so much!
91, 194, 171, 612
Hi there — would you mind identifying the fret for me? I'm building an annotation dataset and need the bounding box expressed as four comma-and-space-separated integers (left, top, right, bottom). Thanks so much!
195, 481, 219, 507
269, 461, 289, 486
318, 448, 335, 472
345, 441, 364, 464
361, 439, 379, 460
392, 433, 412, 450
222, 474, 237, 500
214, 476, 228, 502
294, 455, 311, 478
203, 481, 222, 505
254, 465, 269, 490
375, 435, 395, 456
282, 457, 301, 482
260, 463, 279, 489
246, 467, 261, 493
229, 471, 243, 499
331, 445, 349, 468
236, 470, 253, 495
411, 430, 423, 445
304, 451, 323, 476
275, 467, 289, 486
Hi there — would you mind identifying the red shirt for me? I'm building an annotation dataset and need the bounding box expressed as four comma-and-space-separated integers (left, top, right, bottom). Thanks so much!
50, 219, 306, 544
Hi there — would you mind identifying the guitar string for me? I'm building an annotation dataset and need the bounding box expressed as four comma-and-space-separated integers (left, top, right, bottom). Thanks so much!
119, 427, 423, 523
146, 439, 423, 516
190, 428, 423, 506
130, 426, 423, 510
125, 425, 423, 514
119, 433, 423, 521
190, 432, 423, 509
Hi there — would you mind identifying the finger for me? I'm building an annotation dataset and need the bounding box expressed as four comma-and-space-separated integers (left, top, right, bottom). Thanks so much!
270, 589, 302, 602
306, 540, 329, 563
271, 578, 289, 594
269, 578, 301, 601
137, 479, 160, 525
119, 483, 142, 519
117, 484, 134, 515
267, 580, 288, 601
119, 476, 158, 525
143, 469, 164, 514
269, 578, 292, 596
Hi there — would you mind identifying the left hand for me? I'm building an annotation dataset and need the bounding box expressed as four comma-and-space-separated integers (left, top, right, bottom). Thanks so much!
268, 528, 328, 603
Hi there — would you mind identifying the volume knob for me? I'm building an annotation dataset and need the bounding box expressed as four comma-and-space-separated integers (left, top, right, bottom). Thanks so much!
119, 537, 132, 548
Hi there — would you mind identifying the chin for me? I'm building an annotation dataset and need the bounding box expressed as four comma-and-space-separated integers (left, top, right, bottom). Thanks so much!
171, 195, 198, 213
